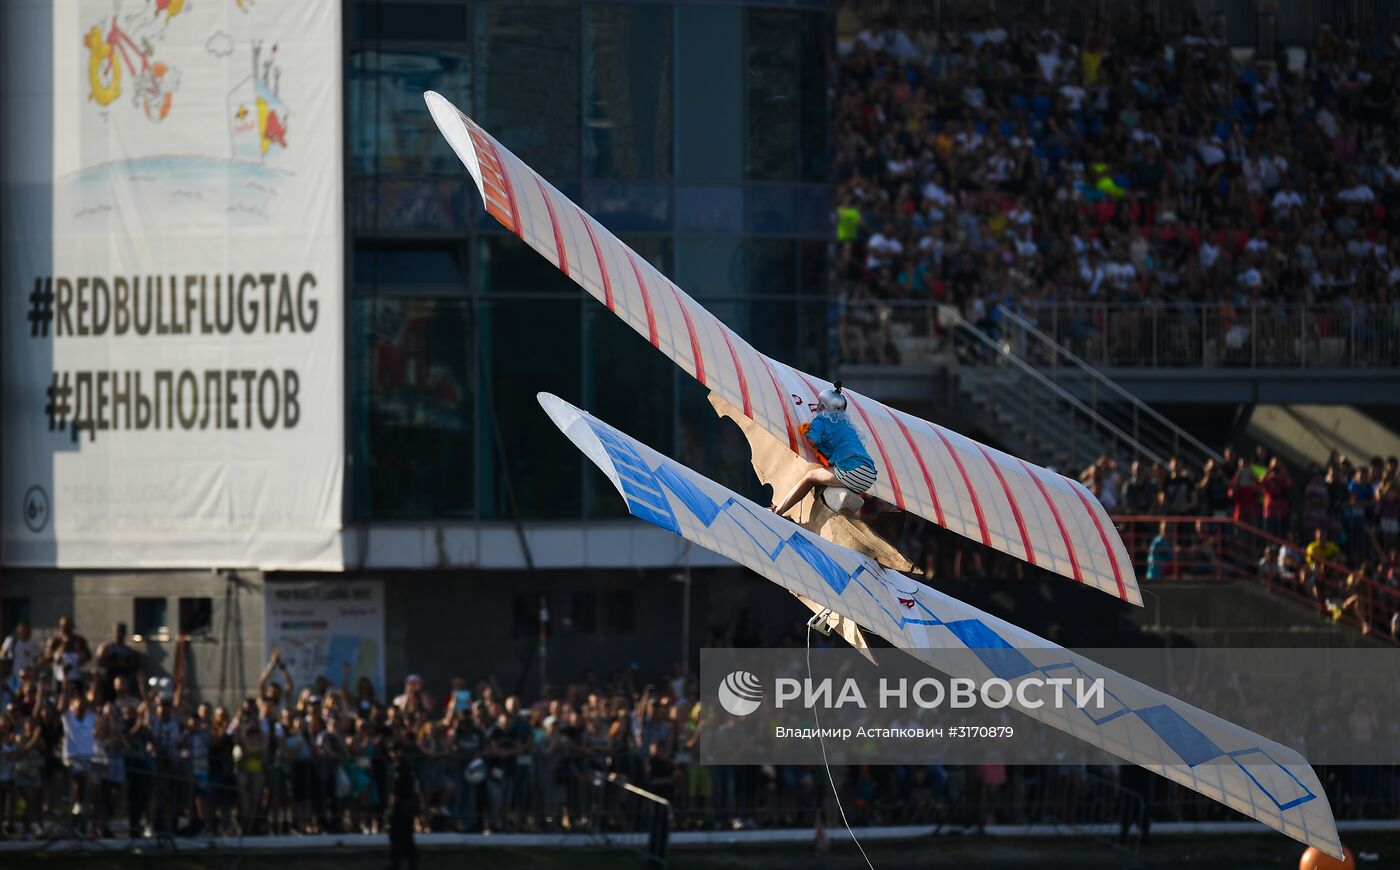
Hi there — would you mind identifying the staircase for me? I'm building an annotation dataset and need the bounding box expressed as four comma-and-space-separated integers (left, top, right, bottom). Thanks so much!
995, 306, 1223, 471
940, 306, 1178, 474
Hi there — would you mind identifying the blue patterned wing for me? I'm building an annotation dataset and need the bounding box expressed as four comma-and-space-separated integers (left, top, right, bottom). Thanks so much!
538, 392, 1341, 860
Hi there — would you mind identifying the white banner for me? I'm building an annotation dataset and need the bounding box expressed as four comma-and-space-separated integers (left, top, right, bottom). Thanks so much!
2, 0, 343, 568
264, 580, 384, 699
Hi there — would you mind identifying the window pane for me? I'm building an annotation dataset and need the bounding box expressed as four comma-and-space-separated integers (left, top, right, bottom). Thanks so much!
678, 379, 764, 504
354, 243, 466, 291
355, 1, 467, 43
584, 4, 673, 179
744, 240, 797, 296
582, 182, 672, 233
1, 598, 31, 638
605, 590, 634, 635
747, 185, 831, 237
584, 305, 674, 518
179, 598, 214, 635
796, 243, 830, 374
749, 300, 799, 364
349, 51, 471, 176
798, 11, 830, 182
473, 2, 581, 179
512, 594, 537, 638
746, 9, 799, 181
553, 592, 596, 635
134, 598, 169, 638
675, 5, 742, 180
675, 239, 742, 299
480, 298, 583, 519
352, 297, 475, 519
677, 186, 743, 234
622, 236, 674, 277
479, 235, 581, 294
352, 177, 468, 234
794, 298, 830, 378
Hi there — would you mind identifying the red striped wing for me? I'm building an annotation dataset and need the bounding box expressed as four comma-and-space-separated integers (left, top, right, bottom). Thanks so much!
425, 92, 1140, 605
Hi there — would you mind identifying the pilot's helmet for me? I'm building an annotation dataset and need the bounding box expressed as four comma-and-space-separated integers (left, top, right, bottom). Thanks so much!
817, 381, 848, 413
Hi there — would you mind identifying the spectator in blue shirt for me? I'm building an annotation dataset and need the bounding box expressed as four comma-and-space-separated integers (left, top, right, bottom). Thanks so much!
1146, 521, 1175, 580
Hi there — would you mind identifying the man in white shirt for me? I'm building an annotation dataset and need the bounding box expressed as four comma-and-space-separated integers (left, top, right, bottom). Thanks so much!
1103, 248, 1137, 291
985, 147, 1014, 184
1271, 187, 1304, 216
1259, 152, 1287, 191
1199, 239, 1222, 271
920, 177, 954, 207
866, 223, 903, 270
1036, 36, 1062, 83
962, 76, 987, 112
1315, 101, 1339, 139
953, 122, 983, 154
857, 25, 918, 63
1059, 82, 1087, 111
1337, 182, 1376, 203
977, 25, 1008, 46
1196, 136, 1226, 168
45, 616, 92, 695
62, 691, 96, 816
1, 621, 40, 687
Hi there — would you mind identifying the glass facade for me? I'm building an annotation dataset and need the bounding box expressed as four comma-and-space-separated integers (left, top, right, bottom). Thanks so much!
350, 0, 832, 521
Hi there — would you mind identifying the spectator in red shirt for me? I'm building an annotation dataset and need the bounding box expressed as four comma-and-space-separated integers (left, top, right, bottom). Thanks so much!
1230, 459, 1262, 528
1261, 458, 1294, 539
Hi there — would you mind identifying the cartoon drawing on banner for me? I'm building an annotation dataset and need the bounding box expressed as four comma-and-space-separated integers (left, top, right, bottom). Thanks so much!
228, 41, 289, 162
73, 1, 295, 226
84, 14, 180, 121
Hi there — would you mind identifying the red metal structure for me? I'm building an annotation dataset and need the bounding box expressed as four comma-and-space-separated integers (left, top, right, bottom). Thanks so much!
1114, 515, 1400, 644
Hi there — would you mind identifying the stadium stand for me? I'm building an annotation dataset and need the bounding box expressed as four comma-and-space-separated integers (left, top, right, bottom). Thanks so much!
832, 9, 1400, 369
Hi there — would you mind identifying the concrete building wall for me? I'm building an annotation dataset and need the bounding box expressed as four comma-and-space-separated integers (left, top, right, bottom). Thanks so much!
377, 565, 804, 699
4, 565, 811, 706
1, 569, 268, 708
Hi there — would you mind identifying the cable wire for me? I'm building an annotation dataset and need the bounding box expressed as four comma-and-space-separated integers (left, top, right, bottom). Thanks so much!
807, 621, 875, 870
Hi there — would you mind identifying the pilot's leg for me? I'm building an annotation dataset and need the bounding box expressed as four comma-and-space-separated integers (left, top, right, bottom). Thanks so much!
772, 466, 838, 516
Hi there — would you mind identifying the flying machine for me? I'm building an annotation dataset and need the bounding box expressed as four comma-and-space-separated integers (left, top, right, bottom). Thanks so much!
423, 91, 1343, 859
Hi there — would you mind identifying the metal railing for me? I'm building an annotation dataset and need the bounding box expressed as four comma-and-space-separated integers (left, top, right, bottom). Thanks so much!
1114, 515, 1400, 645
998, 305, 1223, 472
839, 1, 1193, 42
838, 299, 1400, 371
837, 1, 1400, 58
940, 305, 1167, 473
1018, 302, 1400, 370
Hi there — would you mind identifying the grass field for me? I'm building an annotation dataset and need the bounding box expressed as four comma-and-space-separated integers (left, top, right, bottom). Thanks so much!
1, 832, 1393, 870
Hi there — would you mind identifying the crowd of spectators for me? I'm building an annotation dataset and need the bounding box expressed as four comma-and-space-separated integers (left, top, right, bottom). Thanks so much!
881, 441, 1399, 641
1083, 447, 1397, 557
1, 616, 1397, 843
1079, 445, 1400, 637
831, 11, 1400, 364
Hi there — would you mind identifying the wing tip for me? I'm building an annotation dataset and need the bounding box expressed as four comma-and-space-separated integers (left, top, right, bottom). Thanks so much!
536, 391, 573, 430
422, 90, 485, 197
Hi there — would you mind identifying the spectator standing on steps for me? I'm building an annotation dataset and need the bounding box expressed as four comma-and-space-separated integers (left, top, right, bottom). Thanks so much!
1159, 458, 1196, 516
1, 621, 40, 688
46, 617, 92, 696
94, 623, 142, 705
1261, 460, 1293, 540
1120, 461, 1158, 515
